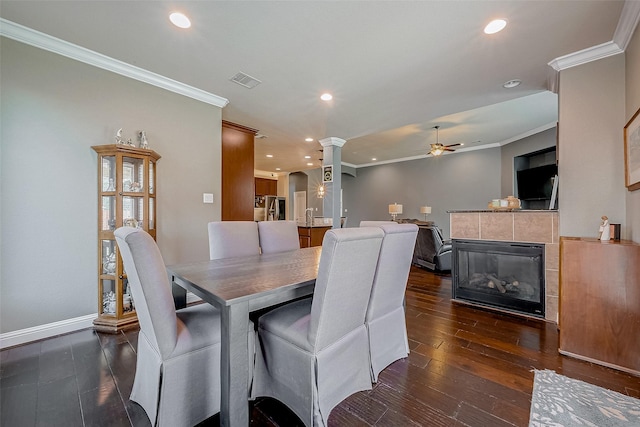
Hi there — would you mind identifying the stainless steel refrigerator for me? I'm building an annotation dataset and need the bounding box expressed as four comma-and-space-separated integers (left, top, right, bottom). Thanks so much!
265, 196, 286, 220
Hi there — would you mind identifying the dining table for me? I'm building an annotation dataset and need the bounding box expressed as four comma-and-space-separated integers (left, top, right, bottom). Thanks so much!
166, 246, 322, 427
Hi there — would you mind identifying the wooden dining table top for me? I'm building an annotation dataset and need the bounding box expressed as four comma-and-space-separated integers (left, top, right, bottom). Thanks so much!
166, 246, 322, 306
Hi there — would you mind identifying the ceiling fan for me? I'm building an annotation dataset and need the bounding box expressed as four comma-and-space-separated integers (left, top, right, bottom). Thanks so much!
428, 125, 462, 156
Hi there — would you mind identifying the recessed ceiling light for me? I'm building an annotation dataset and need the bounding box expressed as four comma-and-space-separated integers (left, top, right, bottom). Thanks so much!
503, 79, 522, 88
484, 19, 506, 34
266, 154, 273, 158
305, 137, 314, 142
275, 168, 281, 171
306, 162, 313, 166
169, 12, 191, 29
304, 155, 311, 159
372, 158, 377, 161
320, 93, 333, 101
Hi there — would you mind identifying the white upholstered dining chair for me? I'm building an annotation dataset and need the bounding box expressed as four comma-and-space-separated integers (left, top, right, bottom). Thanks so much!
257, 220, 300, 254
361, 222, 418, 382
114, 227, 222, 427
207, 221, 260, 260
251, 227, 384, 427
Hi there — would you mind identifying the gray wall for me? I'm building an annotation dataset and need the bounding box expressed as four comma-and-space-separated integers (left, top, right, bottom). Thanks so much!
626, 23, 640, 242
342, 147, 502, 239
500, 128, 557, 198
1, 38, 222, 333
306, 168, 324, 215
558, 53, 627, 239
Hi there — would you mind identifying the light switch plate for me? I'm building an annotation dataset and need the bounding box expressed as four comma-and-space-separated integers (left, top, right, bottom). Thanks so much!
203, 193, 214, 204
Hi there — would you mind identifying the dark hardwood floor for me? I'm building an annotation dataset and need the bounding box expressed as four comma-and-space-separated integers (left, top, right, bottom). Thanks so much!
2, 267, 638, 426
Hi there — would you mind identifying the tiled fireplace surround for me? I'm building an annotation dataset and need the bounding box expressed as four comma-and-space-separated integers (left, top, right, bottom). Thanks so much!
449, 211, 559, 323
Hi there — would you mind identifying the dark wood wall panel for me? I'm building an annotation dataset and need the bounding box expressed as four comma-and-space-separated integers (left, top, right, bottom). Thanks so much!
222, 120, 257, 221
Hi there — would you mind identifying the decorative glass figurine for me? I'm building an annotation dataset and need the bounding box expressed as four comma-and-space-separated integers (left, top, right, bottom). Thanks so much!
138, 131, 149, 149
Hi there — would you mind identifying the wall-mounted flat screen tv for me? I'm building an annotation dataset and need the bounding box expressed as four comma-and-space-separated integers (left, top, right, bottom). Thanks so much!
517, 164, 557, 200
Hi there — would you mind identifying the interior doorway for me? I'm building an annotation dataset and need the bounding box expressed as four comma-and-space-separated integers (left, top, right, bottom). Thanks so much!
294, 191, 307, 222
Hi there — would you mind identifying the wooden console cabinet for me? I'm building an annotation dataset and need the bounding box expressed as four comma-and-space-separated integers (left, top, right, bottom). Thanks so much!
559, 237, 640, 376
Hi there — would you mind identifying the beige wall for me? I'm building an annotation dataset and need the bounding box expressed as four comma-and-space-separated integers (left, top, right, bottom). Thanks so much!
626, 24, 640, 242
557, 54, 627, 239
0, 38, 223, 333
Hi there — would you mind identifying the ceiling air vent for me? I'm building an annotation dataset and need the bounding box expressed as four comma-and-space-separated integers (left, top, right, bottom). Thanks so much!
229, 72, 262, 89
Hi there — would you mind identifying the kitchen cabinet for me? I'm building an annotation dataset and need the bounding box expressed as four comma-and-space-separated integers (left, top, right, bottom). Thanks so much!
92, 144, 160, 333
298, 225, 331, 248
222, 121, 257, 220
255, 177, 277, 196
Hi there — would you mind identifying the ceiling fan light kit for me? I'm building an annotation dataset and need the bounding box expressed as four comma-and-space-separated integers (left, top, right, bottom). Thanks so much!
428, 125, 461, 156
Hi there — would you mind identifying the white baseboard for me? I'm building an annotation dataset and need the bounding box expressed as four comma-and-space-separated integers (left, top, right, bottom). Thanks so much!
1, 293, 203, 350
0, 313, 97, 350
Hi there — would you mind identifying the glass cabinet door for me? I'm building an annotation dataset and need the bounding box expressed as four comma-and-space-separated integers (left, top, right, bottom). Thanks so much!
123, 196, 144, 229
149, 198, 155, 230
123, 278, 135, 313
101, 279, 116, 316
149, 161, 155, 195
122, 156, 144, 193
101, 196, 116, 231
101, 240, 117, 275
101, 156, 116, 192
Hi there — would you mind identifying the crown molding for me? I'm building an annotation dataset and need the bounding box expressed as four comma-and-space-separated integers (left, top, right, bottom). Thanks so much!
548, 41, 623, 71
547, 0, 640, 72
0, 18, 229, 108
319, 137, 347, 148
546, 1, 639, 87
354, 123, 556, 169
498, 122, 557, 146
613, 0, 640, 51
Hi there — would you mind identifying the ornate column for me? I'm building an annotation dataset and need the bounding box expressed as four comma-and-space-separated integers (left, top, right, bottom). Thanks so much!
319, 137, 346, 229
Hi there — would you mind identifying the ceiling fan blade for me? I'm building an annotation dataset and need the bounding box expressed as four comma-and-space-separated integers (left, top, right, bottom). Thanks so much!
445, 143, 462, 148
444, 148, 456, 152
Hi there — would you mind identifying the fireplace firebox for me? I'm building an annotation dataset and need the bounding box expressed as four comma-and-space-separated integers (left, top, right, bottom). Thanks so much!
452, 239, 545, 318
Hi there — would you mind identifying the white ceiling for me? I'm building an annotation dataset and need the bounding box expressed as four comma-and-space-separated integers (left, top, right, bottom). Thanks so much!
0, 1, 629, 173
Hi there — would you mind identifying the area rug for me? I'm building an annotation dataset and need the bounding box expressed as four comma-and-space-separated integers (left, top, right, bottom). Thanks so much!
529, 369, 640, 426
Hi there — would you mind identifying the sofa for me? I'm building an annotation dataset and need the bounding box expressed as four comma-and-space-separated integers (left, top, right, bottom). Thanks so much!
411, 224, 452, 272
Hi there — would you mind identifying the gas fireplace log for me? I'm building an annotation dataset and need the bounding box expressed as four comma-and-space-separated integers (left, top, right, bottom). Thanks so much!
504, 276, 520, 286
469, 275, 488, 287
504, 279, 520, 292
486, 274, 507, 293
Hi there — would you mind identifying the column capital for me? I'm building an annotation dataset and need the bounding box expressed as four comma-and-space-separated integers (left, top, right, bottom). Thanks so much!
319, 137, 346, 148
